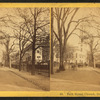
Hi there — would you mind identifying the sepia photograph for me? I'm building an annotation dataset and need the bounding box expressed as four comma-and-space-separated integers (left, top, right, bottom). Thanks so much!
50, 7, 100, 91
0, 8, 50, 91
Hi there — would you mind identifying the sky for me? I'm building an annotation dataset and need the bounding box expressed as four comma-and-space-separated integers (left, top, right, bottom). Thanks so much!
67, 8, 100, 45
0, 8, 50, 62
53, 7, 100, 58
67, 8, 100, 53
0, 8, 99, 62
0, 8, 17, 62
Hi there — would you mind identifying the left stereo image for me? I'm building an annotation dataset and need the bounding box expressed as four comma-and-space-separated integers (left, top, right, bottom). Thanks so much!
0, 8, 50, 91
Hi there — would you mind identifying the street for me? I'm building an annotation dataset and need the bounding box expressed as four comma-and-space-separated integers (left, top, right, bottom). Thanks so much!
0, 68, 43, 91
51, 67, 100, 91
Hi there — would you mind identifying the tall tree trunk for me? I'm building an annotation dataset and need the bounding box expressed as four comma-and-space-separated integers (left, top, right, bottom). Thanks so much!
59, 32, 66, 71
19, 40, 22, 71
91, 52, 94, 67
51, 8, 54, 74
59, 40, 65, 71
61, 38, 66, 71
7, 53, 10, 67
19, 54, 22, 71
31, 8, 36, 75
89, 43, 94, 67
6, 40, 10, 67
56, 11, 64, 71
59, 45, 65, 71
6, 53, 10, 67
31, 42, 36, 75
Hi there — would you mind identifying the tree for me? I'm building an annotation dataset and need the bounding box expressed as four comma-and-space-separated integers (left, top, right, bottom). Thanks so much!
26, 8, 49, 75
0, 31, 15, 67
80, 27, 100, 67
1, 12, 31, 71
51, 8, 54, 74
5, 8, 49, 74
74, 19, 100, 68
0, 16, 16, 67
13, 25, 30, 71
52, 8, 90, 71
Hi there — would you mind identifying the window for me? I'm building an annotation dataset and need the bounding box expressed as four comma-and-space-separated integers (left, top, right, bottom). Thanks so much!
71, 53, 73, 58
37, 56, 40, 58
28, 56, 31, 60
37, 50, 39, 53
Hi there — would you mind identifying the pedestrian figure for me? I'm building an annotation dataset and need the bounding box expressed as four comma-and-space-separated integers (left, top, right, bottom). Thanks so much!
71, 63, 77, 70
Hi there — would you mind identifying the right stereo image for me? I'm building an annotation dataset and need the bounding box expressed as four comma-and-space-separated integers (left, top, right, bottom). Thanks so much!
50, 7, 100, 91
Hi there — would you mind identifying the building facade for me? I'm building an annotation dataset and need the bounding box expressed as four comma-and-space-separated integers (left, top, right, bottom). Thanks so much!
53, 43, 88, 67
11, 35, 50, 67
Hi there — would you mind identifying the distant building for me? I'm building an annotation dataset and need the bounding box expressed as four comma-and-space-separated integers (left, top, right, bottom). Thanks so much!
53, 43, 88, 66
11, 35, 50, 66
92, 52, 100, 68
23, 46, 44, 64
53, 44, 60, 63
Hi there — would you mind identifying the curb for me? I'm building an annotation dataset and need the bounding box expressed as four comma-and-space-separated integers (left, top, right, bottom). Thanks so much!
92, 69, 100, 74
9, 70, 50, 91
